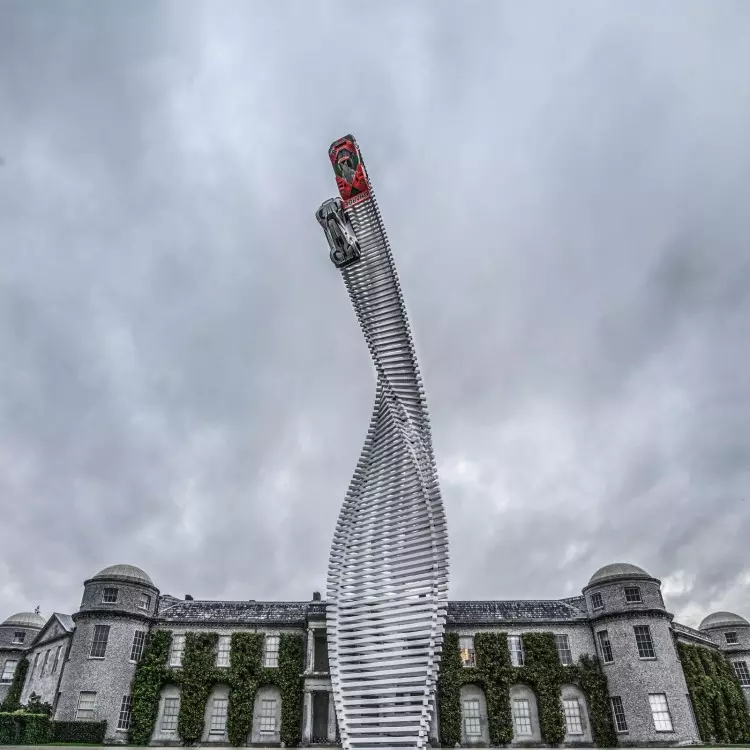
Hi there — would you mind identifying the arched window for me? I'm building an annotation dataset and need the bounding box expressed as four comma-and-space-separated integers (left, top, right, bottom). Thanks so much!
460, 684, 489, 745
510, 684, 541, 744
250, 686, 282, 744
561, 683, 592, 743
202, 684, 231, 742
152, 684, 181, 744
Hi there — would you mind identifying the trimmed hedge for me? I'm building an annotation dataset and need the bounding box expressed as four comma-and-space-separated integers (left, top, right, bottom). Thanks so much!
0, 712, 52, 745
679, 642, 750, 744
439, 631, 616, 747
129, 629, 305, 746
51, 720, 107, 744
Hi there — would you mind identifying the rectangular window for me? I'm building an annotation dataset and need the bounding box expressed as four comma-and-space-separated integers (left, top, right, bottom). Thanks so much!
161, 697, 180, 730
634, 625, 656, 659
31, 653, 39, 677
591, 592, 604, 610
264, 634, 279, 668
555, 634, 573, 666
217, 636, 231, 668
463, 698, 481, 737
563, 698, 583, 735
726, 631, 739, 645
624, 586, 642, 603
210, 697, 228, 734
512, 698, 532, 736
648, 693, 673, 732
90, 624, 110, 658
102, 587, 119, 603
138, 593, 151, 610
117, 695, 133, 731
131, 631, 146, 662
732, 661, 750, 686
12, 631, 25, 644
1, 659, 18, 683
260, 698, 277, 733
610, 696, 628, 732
52, 645, 62, 674
169, 634, 185, 667
459, 636, 476, 667
40, 650, 50, 677
508, 635, 525, 667
76, 691, 97, 721
597, 630, 613, 663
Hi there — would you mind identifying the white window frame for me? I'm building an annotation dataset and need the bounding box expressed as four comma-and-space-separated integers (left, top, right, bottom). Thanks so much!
259, 698, 277, 733
90, 624, 110, 658
732, 661, 750, 687
463, 698, 482, 737
161, 696, 180, 731
76, 691, 97, 721
624, 586, 642, 603
138, 592, 151, 610
590, 592, 604, 610
130, 630, 146, 663
12, 631, 25, 645
725, 631, 739, 645
264, 634, 280, 668
101, 587, 119, 604
597, 630, 613, 663
563, 698, 583, 735
209, 697, 228, 734
117, 695, 133, 731
648, 693, 674, 732
512, 697, 532, 736
508, 635, 524, 667
634, 625, 656, 659
610, 696, 628, 733
555, 634, 573, 665
169, 634, 186, 667
1, 659, 18, 683
217, 635, 231, 667
459, 636, 475, 667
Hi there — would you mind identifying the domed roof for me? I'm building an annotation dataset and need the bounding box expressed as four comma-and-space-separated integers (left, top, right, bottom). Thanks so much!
699, 611, 749, 631
92, 564, 153, 586
588, 562, 651, 585
2, 611, 45, 628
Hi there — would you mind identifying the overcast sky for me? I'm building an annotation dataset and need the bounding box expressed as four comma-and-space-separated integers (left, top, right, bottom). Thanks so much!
1, 1, 749, 630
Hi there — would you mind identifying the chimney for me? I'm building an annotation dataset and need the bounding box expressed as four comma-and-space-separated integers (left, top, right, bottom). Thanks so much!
312, 591, 321, 601
185, 594, 193, 601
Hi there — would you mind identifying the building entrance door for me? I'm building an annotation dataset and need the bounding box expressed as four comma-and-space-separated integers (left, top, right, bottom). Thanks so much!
311, 691, 329, 743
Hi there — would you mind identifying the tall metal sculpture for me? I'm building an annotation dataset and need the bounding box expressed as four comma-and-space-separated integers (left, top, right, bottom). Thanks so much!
316, 135, 449, 750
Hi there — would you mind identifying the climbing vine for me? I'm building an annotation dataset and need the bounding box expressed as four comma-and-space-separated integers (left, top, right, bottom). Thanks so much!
439, 631, 616, 747
128, 629, 305, 747
679, 642, 750, 744
0, 657, 28, 712
129, 630, 173, 745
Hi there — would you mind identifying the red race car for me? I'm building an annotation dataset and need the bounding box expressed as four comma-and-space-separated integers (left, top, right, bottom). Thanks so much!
328, 134, 370, 207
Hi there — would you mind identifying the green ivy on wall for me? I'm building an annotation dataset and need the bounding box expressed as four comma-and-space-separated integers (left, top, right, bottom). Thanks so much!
129, 630, 173, 745
128, 629, 305, 747
678, 642, 750, 744
439, 631, 617, 747
0, 658, 29, 713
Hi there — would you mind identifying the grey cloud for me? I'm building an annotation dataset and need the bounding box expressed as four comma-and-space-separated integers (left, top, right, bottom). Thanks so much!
1, 0, 749, 631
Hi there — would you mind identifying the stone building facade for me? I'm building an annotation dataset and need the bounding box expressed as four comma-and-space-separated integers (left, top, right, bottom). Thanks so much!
2, 561, 749, 747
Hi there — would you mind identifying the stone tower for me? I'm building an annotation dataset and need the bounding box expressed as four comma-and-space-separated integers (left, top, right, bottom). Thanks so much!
699, 610, 750, 709
583, 562, 699, 744
54, 564, 158, 743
